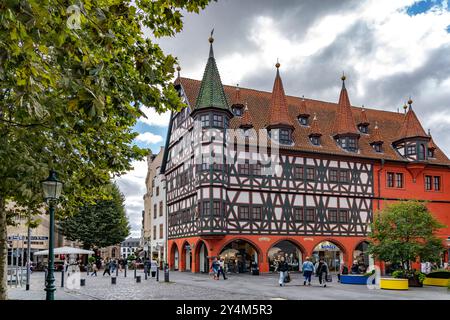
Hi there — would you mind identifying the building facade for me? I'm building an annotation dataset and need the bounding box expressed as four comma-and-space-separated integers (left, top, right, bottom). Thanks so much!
120, 237, 140, 259
162, 35, 450, 274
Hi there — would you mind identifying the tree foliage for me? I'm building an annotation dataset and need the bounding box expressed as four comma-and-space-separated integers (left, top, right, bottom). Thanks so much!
0, 0, 213, 299
368, 201, 446, 270
59, 183, 129, 249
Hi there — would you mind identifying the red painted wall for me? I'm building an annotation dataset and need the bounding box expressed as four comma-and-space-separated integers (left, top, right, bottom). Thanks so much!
373, 162, 450, 264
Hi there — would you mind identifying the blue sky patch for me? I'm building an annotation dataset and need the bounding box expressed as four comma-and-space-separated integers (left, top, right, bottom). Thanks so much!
406, 0, 442, 15
132, 121, 168, 154
447, 25, 450, 33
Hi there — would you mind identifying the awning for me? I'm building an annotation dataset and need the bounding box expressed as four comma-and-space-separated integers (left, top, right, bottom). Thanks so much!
34, 246, 94, 256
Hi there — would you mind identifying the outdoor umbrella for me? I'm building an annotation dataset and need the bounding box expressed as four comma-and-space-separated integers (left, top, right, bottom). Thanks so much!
34, 246, 94, 256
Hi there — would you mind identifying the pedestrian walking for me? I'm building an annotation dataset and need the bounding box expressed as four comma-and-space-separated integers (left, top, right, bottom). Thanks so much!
217, 257, 227, 280
103, 259, 111, 276
302, 257, 315, 286
110, 259, 117, 273
91, 263, 98, 276
278, 256, 289, 287
316, 258, 329, 287
210, 257, 219, 280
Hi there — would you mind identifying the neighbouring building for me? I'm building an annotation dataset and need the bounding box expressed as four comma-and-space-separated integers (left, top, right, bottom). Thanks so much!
120, 237, 140, 259
161, 34, 450, 274
143, 147, 167, 265
98, 245, 121, 260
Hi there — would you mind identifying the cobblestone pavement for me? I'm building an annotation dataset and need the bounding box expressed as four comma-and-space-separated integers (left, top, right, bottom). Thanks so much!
7, 270, 450, 300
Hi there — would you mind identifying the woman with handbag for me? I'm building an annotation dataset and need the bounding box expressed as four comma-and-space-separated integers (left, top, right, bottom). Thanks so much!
278, 256, 289, 287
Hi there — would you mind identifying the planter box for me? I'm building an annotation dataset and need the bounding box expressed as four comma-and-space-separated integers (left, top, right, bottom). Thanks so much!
340, 275, 374, 285
423, 277, 450, 287
380, 278, 409, 290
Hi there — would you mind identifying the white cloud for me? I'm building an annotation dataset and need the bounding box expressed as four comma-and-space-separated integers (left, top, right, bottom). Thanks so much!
135, 132, 164, 145
115, 159, 148, 239
139, 106, 171, 127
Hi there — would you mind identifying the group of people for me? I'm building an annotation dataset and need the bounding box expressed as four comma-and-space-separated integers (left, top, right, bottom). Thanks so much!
210, 257, 227, 280
278, 256, 329, 287
89, 258, 128, 277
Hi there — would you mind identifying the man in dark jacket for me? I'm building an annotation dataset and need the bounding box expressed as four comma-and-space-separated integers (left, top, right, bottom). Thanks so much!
278, 256, 289, 287
316, 259, 329, 287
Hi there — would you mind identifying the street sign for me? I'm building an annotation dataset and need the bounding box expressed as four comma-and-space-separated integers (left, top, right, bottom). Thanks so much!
7, 236, 49, 241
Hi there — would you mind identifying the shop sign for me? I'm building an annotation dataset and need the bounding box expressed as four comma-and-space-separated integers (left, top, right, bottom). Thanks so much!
321, 244, 337, 250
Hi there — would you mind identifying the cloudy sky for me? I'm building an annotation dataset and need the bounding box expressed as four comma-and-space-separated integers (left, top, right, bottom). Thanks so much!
116, 0, 450, 237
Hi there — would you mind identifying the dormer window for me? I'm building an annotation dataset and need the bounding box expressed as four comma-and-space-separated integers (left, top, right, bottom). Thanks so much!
200, 114, 210, 128
358, 124, 369, 134
212, 114, 223, 128
427, 148, 435, 158
280, 129, 292, 145
418, 144, 426, 160
298, 116, 309, 126
337, 136, 358, 152
233, 106, 243, 116
406, 145, 416, 155
372, 143, 382, 153
310, 136, 320, 146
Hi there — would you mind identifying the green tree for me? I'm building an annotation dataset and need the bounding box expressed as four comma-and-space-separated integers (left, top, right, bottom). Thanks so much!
0, 0, 213, 299
368, 201, 446, 271
59, 183, 130, 249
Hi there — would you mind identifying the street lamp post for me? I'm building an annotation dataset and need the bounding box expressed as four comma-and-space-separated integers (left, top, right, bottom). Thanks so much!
41, 170, 63, 301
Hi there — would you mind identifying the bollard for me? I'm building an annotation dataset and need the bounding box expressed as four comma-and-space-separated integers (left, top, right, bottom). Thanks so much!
134, 268, 136, 279
80, 278, 85, 286
124, 265, 127, 278
61, 270, 64, 288
144, 266, 148, 280
156, 266, 159, 282
164, 264, 170, 282
136, 275, 141, 283
116, 266, 119, 277
111, 277, 116, 285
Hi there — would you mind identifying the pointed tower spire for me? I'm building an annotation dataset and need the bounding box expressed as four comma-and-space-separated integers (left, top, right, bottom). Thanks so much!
240, 102, 253, 129
192, 30, 231, 116
394, 98, 428, 142
370, 122, 383, 144
267, 61, 294, 129
298, 95, 310, 118
332, 74, 358, 136
359, 105, 369, 126
309, 113, 322, 137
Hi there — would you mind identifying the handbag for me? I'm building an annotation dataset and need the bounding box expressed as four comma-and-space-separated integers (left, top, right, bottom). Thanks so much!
326, 274, 332, 282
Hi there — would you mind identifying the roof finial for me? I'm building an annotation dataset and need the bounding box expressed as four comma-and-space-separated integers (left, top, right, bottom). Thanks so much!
403, 102, 408, 113
176, 65, 181, 78
275, 58, 280, 69
428, 128, 431, 136
302, 95, 305, 101
408, 96, 413, 109
208, 28, 215, 58
341, 72, 346, 89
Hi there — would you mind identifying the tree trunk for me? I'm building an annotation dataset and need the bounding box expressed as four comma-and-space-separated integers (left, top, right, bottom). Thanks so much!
0, 197, 8, 300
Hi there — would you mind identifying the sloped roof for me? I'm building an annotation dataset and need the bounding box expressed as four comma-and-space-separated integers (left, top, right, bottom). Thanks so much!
395, 106, 429, 142
332, 79, 358, 136
267, 67, 295, 128
178, 77, 450, 165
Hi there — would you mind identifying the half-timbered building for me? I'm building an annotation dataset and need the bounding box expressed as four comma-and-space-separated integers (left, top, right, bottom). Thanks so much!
161, 35, 450, 274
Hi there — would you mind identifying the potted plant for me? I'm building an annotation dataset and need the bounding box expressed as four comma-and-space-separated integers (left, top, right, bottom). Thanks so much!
392, 270, 425, 287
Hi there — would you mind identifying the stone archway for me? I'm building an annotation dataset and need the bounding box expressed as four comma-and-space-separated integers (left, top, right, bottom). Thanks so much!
194, 240, 210, 273
267, 239, 305, 272
353, 240, 373, 273
311, 239, 347, 273
218, 238, 262, 274
180, 240, 192, 272
169, 242, 179, 271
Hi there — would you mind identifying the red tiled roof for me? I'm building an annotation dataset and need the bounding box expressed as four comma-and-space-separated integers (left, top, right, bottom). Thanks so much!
332, 80, 358, 136
267, 67, 294, 128
395, 106, 428, 142
178, 77, 450, 165
232, 85, 243, 106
